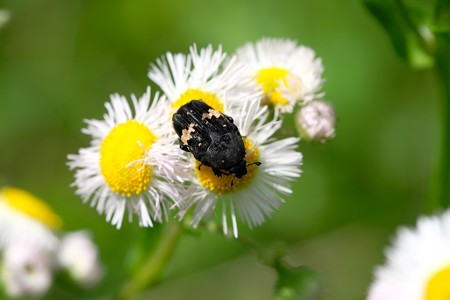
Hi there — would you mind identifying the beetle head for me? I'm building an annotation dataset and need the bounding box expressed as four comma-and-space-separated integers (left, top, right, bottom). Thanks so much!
230, 160, 247, 179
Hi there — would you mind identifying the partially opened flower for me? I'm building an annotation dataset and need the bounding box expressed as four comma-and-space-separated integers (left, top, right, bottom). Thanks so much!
58, 231, 102, 287
148, 44, 257, 113
1, 241, 53, 298
68, 87, 187, 229
0, 187, 61, 251
235, 37, 324, 113
368, 210, 450, 300
178, 98, 302, 237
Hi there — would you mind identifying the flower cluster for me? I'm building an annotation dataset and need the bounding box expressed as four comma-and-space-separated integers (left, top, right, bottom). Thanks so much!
0, 187, 103, 298
68, 38, 335, 237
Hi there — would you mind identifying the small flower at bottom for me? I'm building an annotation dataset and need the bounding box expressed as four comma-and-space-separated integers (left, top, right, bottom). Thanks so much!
368, 210, 450, 300
178, 98, 302, 237
0, 186, 61, 251
1, 242, 53, 298
68, 87, 187, 229
234, 37, 325, 113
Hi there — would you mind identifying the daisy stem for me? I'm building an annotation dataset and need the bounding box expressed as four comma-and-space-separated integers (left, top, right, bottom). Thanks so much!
117, 222, 183, 300
426, 36, 450, 213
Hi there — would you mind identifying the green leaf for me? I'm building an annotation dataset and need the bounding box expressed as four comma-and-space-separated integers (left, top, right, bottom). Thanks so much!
363, 0, 435, 68
434, 0, 450, 29
434, 0, 450, 41
273, 262, 322, 300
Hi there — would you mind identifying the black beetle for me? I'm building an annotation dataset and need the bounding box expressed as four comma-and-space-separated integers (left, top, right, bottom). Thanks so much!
172, 100, 261, 179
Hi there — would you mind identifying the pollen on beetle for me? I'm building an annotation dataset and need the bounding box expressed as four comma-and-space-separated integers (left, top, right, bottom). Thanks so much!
172, 89, 225, 112
256, 67, 301, 106
195, 139, 259, 194
1, 187, 62, 230
99, 120, 156, 197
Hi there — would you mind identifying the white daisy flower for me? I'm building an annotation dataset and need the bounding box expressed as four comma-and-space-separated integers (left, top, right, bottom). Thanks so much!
296, 100, 336, 143
0, 187, 61, 251
58, 231, 103, 287
68, 87, 187, 229
148, 44, 257, 113
178, 98, 302, 238
368, 210, 450, 300
235, 37, 324, 113
1, 241, 53, 298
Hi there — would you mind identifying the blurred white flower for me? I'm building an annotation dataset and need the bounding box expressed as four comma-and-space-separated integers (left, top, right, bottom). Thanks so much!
68, 87, 188, 229
296, 100, 336, 143
368, 210, 450, 300
235, 37, 324, 113
0, 187, 61, 251
1, 242, 53, 298
58, 231, 102, 287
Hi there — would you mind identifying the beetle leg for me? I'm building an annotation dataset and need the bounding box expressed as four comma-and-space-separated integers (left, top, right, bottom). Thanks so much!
179, 143, 189, 152
230, 175, 236, 187
212, 167, 223, 177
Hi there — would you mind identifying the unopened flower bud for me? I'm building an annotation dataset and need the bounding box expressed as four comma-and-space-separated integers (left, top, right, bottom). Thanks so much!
58, 231, 103, 287
296, 100, 336, 142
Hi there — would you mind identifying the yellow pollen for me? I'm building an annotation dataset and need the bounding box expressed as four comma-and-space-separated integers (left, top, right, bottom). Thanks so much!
256, 67, 293, 106
1, 187, 62, 230
100, 120, 156, 197
195, 139, 260, 195
425, 265, 450, 300
172, 89, 224, 112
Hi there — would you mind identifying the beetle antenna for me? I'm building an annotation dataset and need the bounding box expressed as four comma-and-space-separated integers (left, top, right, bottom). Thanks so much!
246, 161, 261, 167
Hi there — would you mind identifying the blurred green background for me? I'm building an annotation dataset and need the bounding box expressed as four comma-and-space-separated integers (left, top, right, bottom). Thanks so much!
0, 0, 440, 299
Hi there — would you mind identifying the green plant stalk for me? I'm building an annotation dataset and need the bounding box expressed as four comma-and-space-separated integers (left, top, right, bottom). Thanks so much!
117, 222, 183, 300
435, 37, 450, 209
426, 37, 450, 213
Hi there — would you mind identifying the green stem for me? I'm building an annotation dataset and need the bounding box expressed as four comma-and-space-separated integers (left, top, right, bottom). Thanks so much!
435, 38, 450, 209
426, 36, 450, 213
117, 222, 183, 300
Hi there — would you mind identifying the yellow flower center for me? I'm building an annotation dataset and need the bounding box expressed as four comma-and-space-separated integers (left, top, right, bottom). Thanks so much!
195, 139, 260, 195
256, 67, 294, 106
1, 187, 62, 230
100, 120, 156, 197
172, 89, 224, 112
425, 265, 450, 300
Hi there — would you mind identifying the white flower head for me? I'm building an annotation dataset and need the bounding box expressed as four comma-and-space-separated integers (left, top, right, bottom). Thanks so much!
68, 87, 188, 229
1, 242, 53, 298
368, 210, 450, 300
148, 44, 258, 114
0, 187, 61, 252
296, 100, 336, 143
58, 231, 103, 287
235, 37, 325, 113
178, 98, 302, 238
